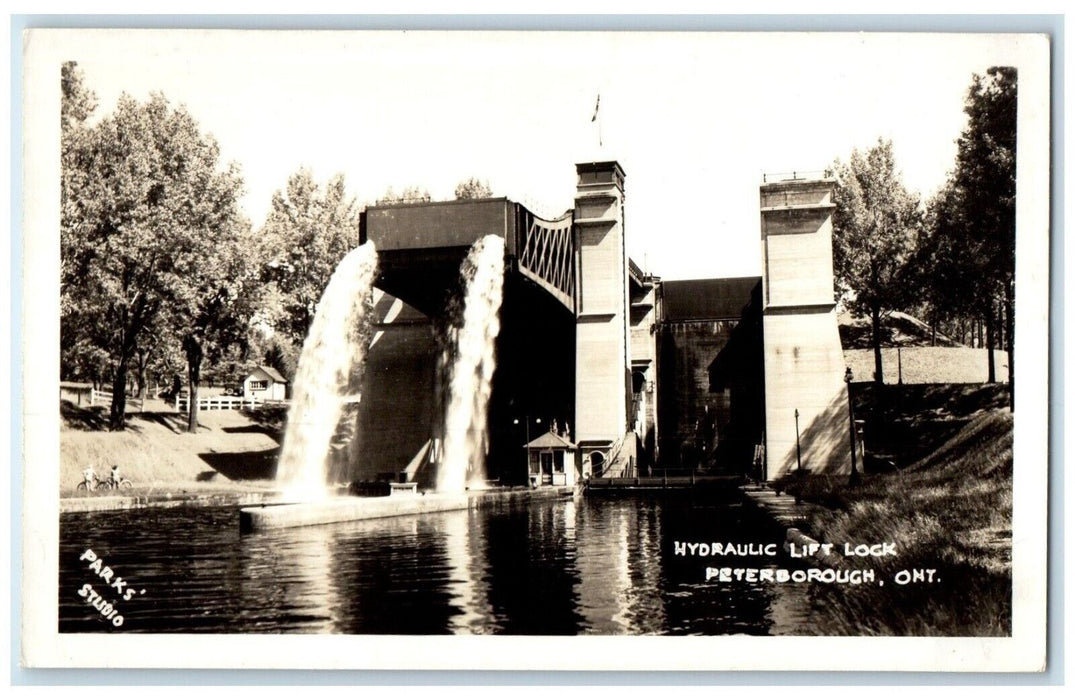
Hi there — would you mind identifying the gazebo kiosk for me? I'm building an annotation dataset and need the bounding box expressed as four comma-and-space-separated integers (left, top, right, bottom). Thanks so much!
524, 431, 578, 487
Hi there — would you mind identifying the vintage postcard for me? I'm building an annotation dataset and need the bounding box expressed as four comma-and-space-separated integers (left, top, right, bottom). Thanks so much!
19, 28, 1051, 671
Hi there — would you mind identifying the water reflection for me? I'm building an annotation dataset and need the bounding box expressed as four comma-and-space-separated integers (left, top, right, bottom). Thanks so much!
60, 492, 809, 635
443, 509, 493, 633
624, 499, 667, 633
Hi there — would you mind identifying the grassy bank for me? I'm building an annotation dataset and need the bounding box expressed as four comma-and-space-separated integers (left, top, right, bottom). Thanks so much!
788, 408, 1012, 635
60, 402, 283, 497
853, 382, 1010, 470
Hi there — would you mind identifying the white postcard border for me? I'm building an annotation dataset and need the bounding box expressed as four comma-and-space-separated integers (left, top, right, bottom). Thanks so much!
18, 28, 1053, 672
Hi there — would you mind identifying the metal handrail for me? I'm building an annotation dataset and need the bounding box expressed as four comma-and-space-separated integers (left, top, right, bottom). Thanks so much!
762, 170, 830, 184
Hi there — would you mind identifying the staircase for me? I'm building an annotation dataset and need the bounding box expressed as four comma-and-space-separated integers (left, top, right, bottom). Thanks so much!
597, 431, 639, 478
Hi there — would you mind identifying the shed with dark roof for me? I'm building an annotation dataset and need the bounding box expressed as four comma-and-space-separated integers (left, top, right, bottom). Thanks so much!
524, 431, 578, 487
243, 366, 289, 402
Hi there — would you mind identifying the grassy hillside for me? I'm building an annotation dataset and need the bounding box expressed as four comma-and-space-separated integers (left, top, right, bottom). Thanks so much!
789, 408, 1013, 636
60, 402, 283, 496
853, 382, 1010, 470
844, 347, 1009, 385
838, 310, 960, 349
839, 310, 1009, 385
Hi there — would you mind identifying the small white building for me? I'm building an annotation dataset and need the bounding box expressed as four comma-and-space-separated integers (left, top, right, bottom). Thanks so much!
524, 431, 579, 487
243, 366, 289, 402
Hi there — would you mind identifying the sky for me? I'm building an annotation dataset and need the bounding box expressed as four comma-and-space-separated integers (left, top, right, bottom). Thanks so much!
59, 30, 1036, 281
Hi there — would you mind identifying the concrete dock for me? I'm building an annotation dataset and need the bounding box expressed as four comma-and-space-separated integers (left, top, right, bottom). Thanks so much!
240, 485, 574, 531
585, 474, 741, 492
739, 484, 823, 528
62, 489, 280, 514
740, 485, 837, 562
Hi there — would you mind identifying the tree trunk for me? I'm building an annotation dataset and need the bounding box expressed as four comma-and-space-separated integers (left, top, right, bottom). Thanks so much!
871, 306, 884, 385
1006, 278, 1015, 410
184, 335, 204, 434
985, 302, 996, 383
994, 314, 1001, 350
136, 348, 150, 403
109, 357, 128, 431
187, 363, 200, 433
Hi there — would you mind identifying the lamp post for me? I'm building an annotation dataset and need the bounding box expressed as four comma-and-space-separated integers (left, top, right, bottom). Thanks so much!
513, 416, 541, 485
794, 409, 803, 473
844, 367, 861, 487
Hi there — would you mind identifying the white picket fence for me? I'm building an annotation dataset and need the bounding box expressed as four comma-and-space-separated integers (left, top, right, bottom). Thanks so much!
89, 388, 143, 412
89, 387, 276, 412
174, 394, 273, 411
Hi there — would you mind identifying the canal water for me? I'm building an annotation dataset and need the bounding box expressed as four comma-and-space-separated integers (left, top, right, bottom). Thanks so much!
59, 492, 813, 634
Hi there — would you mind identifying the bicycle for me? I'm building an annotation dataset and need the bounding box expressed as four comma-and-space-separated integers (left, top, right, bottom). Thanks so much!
75, 474, 133, 491
75, 474, 101, 492
103, 476, 134, 490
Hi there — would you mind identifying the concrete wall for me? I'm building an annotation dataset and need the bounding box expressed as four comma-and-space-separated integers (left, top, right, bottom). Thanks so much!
348, 294, 437, 484
760, 180, 836, 311
364, 198, 513, 253
574, 162, 631, 459
760, 178, 851, 479
630, 275, 660, 465
762, 310, 851, 477
657, 320, 736, 470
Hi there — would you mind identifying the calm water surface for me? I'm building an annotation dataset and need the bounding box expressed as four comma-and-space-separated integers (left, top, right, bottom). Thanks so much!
59, 492, 813, 634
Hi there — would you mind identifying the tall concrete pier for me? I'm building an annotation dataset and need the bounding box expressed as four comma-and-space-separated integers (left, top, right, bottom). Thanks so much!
759, 176, 852, 479
573, 162, 632, 476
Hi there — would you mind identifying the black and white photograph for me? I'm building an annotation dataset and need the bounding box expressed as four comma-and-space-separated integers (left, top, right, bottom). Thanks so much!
19, 26, 1051, 671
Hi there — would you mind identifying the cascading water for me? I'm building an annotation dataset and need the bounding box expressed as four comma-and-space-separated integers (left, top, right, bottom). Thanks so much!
438, 235, 505, 494
277, 242, 379, 501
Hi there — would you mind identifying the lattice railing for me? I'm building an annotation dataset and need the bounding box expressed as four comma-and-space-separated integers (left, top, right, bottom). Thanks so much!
518, 210, 575, 301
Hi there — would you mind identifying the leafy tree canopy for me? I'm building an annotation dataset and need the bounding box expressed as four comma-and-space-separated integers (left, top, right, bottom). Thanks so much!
831, 138, 923, 383
376, 185, 431, 205
259, 169, 364, 350
61, 82, 249, 429
918, 67, 1016, 391
454, 177, 493, 200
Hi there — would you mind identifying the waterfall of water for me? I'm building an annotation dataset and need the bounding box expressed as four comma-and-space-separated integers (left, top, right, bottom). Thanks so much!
277, 242, 379, 501
438, 235, 506, 494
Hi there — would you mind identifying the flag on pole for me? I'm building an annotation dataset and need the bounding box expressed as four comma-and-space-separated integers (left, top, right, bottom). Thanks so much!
591, 94, 600, 122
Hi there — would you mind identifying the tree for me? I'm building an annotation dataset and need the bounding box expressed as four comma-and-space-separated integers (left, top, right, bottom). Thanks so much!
60, 62, 98, 329
173, 221, 259, 432
831, 139, 923, 385
912, 185, 974, 342
454, 177, 493, 200
259, 169, 364, 350
61, 86, 248, 430
60, 63, 110, 391
952, 67, 1017, 394
915, 68, 1016, 401
376, 185, 431, 205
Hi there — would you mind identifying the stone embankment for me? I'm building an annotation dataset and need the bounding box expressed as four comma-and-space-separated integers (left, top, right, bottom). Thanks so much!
740, 484, 832, 562
61, 490, 280, 514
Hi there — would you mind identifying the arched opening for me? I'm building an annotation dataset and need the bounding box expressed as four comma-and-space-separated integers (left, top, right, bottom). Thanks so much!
590, 451, 606, 476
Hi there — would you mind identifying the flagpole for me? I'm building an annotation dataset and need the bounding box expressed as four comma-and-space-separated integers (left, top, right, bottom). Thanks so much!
591, 93, 602, 150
